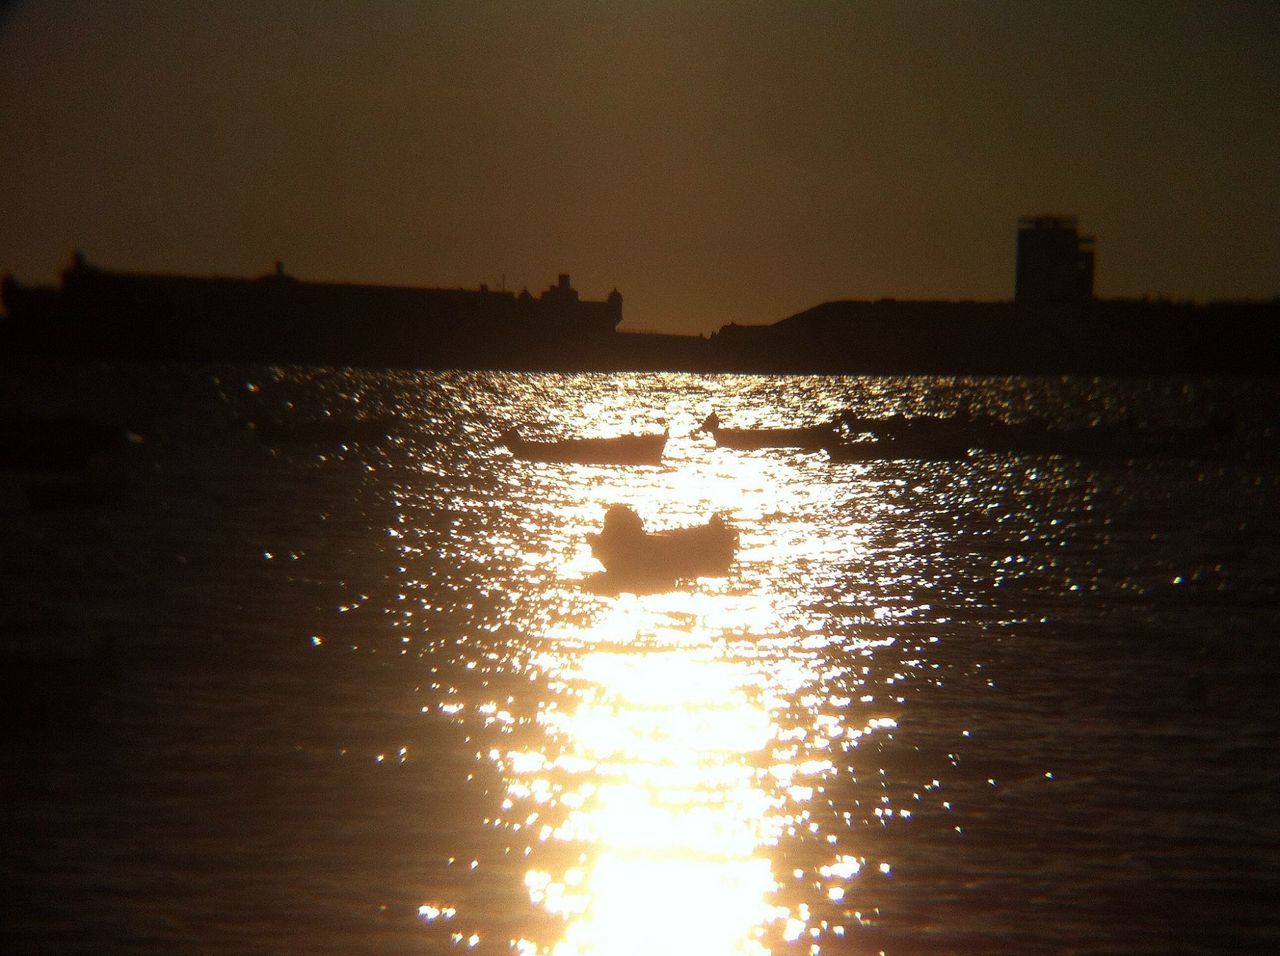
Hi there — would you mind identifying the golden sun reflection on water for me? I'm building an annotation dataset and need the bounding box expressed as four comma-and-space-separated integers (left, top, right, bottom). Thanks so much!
522, 648, 781, 955
451, 383, 909, 952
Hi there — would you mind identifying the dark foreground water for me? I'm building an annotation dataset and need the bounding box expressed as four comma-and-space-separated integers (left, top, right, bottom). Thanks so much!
3, 363, 1279, 955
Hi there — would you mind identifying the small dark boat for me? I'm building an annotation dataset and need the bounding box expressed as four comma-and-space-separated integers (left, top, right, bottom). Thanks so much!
698, 412, 836, 451
587, 505, 738, 581
834, 409, 1241, 461
826, 436, 972, 462
501, 427, 667, 465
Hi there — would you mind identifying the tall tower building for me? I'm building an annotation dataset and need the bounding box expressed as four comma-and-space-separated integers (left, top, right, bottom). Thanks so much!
1015, 215, 1095, 304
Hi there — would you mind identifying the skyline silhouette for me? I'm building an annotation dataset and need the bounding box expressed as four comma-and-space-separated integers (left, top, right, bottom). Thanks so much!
5, 219, 1278, 375
2, 1, 1279, 335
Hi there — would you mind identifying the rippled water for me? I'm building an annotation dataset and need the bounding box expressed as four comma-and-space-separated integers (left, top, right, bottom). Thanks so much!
3, 364, 1279, 954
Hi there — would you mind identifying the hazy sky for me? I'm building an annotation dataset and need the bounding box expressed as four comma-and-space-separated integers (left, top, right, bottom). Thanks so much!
2, 1, 1278, 333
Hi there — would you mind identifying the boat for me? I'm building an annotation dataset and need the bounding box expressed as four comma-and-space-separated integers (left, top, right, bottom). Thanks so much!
825, 436, 972, 462
834, 410, 1240, 461
587, 504, 738, 581
698, 412, 837, 451
500, 427, 667, 465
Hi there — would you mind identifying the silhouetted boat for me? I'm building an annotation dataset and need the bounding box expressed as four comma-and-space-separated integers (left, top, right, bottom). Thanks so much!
500, 427, 667, 465
826, 436, 972, 462
976, 418, 1237, 460
837, 410, 1238, 460
587, 504, 738, 581
698, 412, 837, 450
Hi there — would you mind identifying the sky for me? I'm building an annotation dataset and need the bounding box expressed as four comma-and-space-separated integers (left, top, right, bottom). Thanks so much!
2, 0, 1278, 334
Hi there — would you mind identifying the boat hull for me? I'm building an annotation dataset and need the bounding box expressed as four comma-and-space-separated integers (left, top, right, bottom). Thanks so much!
709, 425, 834, 450
588, 508, 738, 581
826, 438, 971, 462
501, 429, 667, 465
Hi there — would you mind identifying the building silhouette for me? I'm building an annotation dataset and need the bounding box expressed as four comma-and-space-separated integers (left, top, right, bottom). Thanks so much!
4, 218, 1277, 374
1015, 215, 1095, 304
0, 257, 623, 368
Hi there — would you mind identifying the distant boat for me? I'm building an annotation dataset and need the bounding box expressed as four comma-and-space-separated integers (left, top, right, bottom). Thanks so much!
698, 412, 836, 451
500, 427, 667, 465
836, 410, 1239, 461
825, 436, 972, 462
587, 505, 738, 581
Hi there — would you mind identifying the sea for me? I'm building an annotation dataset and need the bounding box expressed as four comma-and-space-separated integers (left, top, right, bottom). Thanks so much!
2, 362, 1278, 955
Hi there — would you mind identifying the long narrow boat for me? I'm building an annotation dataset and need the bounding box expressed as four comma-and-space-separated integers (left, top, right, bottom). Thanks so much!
587, 505, 738, 581
500, 427, 667, 465
698, 412, 837, 451
826, 436, 972, 462
834, 411, 1240, 461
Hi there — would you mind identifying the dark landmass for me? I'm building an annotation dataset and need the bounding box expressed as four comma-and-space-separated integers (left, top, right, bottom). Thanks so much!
1, 256, 627, 371
709, 297, 1280, 376
3, 246, 1278, 375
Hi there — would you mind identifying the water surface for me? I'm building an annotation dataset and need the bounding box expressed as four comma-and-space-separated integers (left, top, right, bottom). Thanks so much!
3, 365, 1278, 954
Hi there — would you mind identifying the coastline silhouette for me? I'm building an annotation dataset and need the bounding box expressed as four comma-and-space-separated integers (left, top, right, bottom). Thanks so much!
3, 220, 1278, 375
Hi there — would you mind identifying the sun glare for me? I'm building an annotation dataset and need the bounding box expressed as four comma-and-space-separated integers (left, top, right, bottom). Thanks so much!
474, 380, 889, 952
512, 647, 783, 953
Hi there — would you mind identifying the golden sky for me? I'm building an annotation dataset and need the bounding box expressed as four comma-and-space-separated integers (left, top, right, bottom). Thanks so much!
2, 0, 1278, 333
